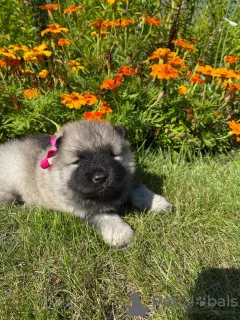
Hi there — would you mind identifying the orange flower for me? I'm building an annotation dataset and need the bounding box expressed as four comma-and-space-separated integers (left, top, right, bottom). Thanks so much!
149, 64, 179, 80
211, 68, 237, 79
68, 60, 84, 73
41, 24, 68, 36
38, 69, 49, 78
188, 73, 204, 85
0, 48, 16, 59
120, 19, 135, 27
100, 75, 124, 90
89, 18, 104, 29
24, 88, 41, 99
63, 5, 84, 14
99, 101, 113, 114
172, 38, 196, 51
6, 57, 22, 68
148, 48, 171, 60
23, 44, 52, 61
82, 93, 98, 106
58, 38, 72, 46
197, 65, 214, 75
83, 111, 103, 120
178, 86, 188, 95
146, 17, 161, 26
60, 92, 87, 109
8, 44, 28, 52
0, 59, 6, 68
224, 56, 239, 64
102, 19, 134, 28
228, 120, 240, 135
168, 56, 185, 68
227, 83, 240, 91
21, 69, 34, 74
39, 4, 59, 11
118, 65, 135, 75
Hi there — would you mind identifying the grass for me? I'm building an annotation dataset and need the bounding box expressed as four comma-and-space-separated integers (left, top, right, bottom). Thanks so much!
1, 151, 240, 320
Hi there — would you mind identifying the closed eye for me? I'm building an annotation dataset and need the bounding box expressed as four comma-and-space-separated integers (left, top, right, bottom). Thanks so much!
72, 155, 87, 164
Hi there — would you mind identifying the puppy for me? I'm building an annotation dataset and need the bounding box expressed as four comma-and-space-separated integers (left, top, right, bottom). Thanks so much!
0, 120, 172, 247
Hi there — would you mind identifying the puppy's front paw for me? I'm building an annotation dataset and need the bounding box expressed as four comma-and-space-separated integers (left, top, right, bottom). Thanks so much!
101, 220, 134, 248
151, 194, 172, 214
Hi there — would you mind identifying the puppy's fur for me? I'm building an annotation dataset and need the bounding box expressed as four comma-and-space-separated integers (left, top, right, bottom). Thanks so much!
0, 120, 172, 247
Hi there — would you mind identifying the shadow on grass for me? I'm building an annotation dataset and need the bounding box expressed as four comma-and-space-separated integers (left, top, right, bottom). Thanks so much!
120, 169, 168, 217
188, 268, 240, 320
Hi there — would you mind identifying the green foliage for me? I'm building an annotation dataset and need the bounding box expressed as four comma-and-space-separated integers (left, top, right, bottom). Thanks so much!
0, 0, 239, 152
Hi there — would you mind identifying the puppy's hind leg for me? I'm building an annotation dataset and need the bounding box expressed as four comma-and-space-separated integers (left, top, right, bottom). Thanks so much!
130, 183, 172, 214
0, 190, 23, 206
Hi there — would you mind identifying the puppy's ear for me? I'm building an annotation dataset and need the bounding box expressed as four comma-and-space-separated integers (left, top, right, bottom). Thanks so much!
54, 126, 64, 149
114, 125, 127, 138
55, 136, 63, 149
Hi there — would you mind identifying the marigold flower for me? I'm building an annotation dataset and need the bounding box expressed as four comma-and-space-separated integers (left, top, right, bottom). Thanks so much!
83, 111, 103, 120
82, 93, 98, 106
23, 44, 52, 61
120, 19, 134, 27
38, 69, 49, 78
227, 83, 240, 91
41, 24, 68, 37
118, 65, 135, 75
6, 57, 22, 67
178, 85, 188, 95
89, 18, 104, 29
100, 75, 124, 90
146, 17, 161, 26
99, 101, 113, 114
168, 56, 185, 68
60, 92, 87, 109
24, 88, 42, 99
63, 5, 84, 14
197, 65, 214, 75
58, 38, 72, 46
211, 68, 237, 79
188, 73, 204, 85
68, 60, 84, 73
228, 120, 240, 135
21, 69, 34, 74
0, 59, 6, 68
224, 56, 239, 64
149, 64, 179, 80
39, 4, 59, 11
8, 44, 28, 52
102, 19, 134, 28
0, 48, 16, 59
172, 38, 196, 51
148, 48, 171, 60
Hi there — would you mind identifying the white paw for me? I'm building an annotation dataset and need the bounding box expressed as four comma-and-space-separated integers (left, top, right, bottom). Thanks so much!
151, 194, 172, 214
101, 220, 134, 248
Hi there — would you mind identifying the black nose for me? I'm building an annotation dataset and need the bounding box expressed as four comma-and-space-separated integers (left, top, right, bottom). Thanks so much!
92, 170, 108, 184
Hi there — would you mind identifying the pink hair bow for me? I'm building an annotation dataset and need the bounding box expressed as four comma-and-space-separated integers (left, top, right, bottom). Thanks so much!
40, 135, 57, 169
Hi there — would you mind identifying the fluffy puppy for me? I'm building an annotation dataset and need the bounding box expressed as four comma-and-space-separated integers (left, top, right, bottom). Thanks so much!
0, 120, 172, 247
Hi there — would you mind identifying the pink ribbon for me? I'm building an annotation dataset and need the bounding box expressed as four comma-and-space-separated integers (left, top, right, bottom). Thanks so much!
40, 135, 57, 169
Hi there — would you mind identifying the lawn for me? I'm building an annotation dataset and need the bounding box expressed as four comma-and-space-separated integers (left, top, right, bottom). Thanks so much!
1, 151, 240, 319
